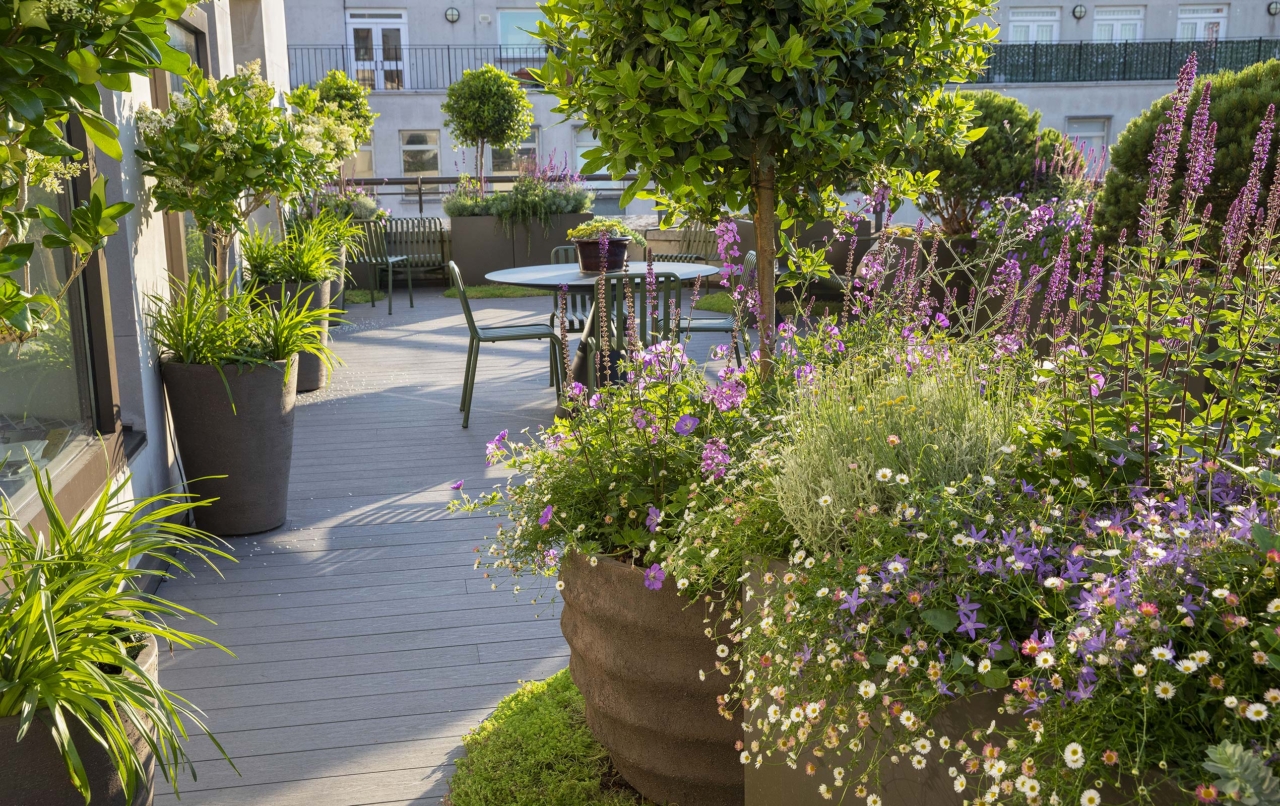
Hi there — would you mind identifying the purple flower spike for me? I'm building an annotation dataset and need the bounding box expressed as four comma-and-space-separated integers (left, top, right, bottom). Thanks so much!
539, 505, 554, 527
644, 564, 665, 591
646, 506, 663, 532
674, 414, 700, 436
450, 480, 464, 490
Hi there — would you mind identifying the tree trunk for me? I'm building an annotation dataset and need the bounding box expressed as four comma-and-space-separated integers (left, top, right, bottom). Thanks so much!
752, 160, 777, 378
476, 138, 485, 192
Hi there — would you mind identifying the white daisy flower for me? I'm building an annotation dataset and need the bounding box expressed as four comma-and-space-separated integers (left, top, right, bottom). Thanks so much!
1267, 599, 1280, 614
1080, 789, 1101, 806
954, 775, 967, 793
1073, 477, 1090, 489
999, 444, 1016, 454
982, 475, 996, 486
819, 495, 833, 507
805, 702, 821, 719
1264, 689, 1280, 705
1036, 651, 1056, 668
790, 706, 804, 722
768, 704, 781, 722
896, 473, 910, 485
876, 468, 893, 482
1245, 703, 1270, 722
1175, 659, 1199, 674
1212, 588, 1230, 599
1063, 742, 1085, 769
978, 659, 992, 673
1150, 647, 1174, 661
914, 738, 932, 753
1154, 681, 1177, 700
1225, 696, 1239, 709
1045, 447, 1063, 459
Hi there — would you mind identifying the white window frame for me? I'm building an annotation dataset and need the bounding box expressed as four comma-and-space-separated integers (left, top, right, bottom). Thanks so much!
491, 127, 540, 176
345, 9, 408, 90
1093, 7, 1145, 42
1177, 5, 1228, 41
399, 130, 440, 178
574, 126, 600, 174
1007, 8, 1062, 44
1066, 117, 1111, 167
497, 9, 545, 46
344, 142, 375, 179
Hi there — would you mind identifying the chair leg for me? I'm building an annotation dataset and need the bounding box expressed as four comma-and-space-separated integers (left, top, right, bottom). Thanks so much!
370, 267, 377, 308
408, 268, 414, 309
551, 338, 564, 400
461, 337, 476, 411
387, 266, 394, 315
462, 340, 481, 429
733, 333, 743, 368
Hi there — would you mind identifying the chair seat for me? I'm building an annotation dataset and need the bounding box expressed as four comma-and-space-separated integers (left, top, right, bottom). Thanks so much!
475, 323, 557, 341
385, 254, 411, 266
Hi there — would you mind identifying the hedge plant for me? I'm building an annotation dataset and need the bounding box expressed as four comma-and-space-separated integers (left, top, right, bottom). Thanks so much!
1096, 58, 1280, 245
917, 90, 1081, 236
440, 64, 534, 188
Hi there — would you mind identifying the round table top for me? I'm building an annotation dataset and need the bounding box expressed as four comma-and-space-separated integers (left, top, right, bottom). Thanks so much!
485, 262, 722, 289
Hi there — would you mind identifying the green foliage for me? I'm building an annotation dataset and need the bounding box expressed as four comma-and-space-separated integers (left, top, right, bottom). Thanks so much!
248, 210, 362, 284
448, 670, 644, 806
1097, 59, 1280, 245
917, 91, 1082, 236
0, 0, 193, 340
1, 460, 236, 803
442, 284, 551, 299
533, 0, 995, 350
340, 288, 384, 305
440, 64, 533, 184
148, 274, 339, 378
312, 186, 386, 221
442, 172, 592, 237
566, 218, 646, 247
136, 62, 346, 276
314, 70, 377, 146
1204, 742, 1280, 806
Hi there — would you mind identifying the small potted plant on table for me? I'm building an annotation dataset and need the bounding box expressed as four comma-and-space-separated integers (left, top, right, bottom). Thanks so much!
567, 218, 647, 272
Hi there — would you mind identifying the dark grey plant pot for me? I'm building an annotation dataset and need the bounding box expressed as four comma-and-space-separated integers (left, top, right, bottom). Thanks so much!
0, 636, 158, 806
573, 237, 631, 272
161, 357, 297, 536
259, 281, 331, 392
330, 245, 347, 312
449, 213, 595, 284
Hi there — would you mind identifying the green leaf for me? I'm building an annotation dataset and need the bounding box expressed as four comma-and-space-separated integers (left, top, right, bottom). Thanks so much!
18, 0, 49, 29
79, 113, 123, 161
978, 668, 1010, 688
66, 49, 102, 84
1, 86, 45, 122
157, 42, 191, 75
921, 609, 960, 633
964, 126, 988, 142
661, 26, 688, 42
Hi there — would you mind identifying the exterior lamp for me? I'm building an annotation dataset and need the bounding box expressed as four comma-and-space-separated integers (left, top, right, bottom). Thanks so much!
445, 7, 460, 23
1269, 2, 1280, 15
1072, 4, 1087, 20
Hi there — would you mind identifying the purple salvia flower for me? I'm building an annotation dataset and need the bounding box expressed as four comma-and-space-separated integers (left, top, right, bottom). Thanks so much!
1140, 53, 1197, 243
1183, 82, 1216, 207
1222, 103, 1275, 267
700, 437, 731, 480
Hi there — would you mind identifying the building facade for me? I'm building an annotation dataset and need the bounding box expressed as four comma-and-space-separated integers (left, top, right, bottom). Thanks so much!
3, 0, 292, 531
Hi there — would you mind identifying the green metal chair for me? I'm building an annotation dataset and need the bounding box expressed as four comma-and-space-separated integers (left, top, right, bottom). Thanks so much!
683, 250, 754, 367
546, 246, 594, 387
678, 220, 717, 260
651, 252, 707, 264
355, 220, 412, 314
582, 270, 683, 391
449, 261, 564, 428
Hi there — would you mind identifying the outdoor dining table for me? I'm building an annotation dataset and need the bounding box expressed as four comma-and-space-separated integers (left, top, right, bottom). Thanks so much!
485, 261, 724, 389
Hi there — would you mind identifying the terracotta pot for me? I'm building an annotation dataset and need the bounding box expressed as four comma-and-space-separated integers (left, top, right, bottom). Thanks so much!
259, 281, 331, 392
0, 636, 158, 806
573, 237, 631, 273
161, 357, 297, 536
559, 552, 744, 806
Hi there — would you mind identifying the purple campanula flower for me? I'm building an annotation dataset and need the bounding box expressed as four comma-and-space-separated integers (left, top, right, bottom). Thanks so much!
450, 480, 464, 490
841, 589, 865, 616
644, 564, 665, 590
674, 414, 700, 436
539, 505, 554, 527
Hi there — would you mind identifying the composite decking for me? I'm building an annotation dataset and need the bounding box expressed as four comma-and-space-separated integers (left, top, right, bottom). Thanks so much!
153, 289, 736, 805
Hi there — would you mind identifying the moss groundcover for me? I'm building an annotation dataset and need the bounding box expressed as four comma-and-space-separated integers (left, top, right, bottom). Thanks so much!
445, 669, 648, 806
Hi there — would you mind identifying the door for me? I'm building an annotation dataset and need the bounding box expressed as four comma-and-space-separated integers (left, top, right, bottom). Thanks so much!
347, 10, 407, 90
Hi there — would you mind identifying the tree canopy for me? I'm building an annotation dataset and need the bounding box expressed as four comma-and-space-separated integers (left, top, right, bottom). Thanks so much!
441, 64, 534, 186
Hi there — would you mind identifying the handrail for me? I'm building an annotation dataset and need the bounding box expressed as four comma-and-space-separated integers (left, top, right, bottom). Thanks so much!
340, 174, 640, 215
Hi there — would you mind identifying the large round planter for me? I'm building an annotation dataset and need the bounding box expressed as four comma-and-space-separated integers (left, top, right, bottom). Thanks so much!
573, 237, 631, 273
329, 245, 347, 313
161, 357, 297, 536
559, 552, 744, 806
0, 636, 158, 806
260, 281, 331, 392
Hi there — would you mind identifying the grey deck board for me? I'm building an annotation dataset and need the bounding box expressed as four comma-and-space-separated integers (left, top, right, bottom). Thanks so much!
152, 292, 575, 805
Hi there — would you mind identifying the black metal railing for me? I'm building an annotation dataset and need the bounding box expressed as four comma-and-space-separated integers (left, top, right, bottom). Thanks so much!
288, 45, 548, 90
976, 38, 1280, 84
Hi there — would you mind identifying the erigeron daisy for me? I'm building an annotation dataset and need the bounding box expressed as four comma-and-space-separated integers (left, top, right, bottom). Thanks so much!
876, 469, 893, 482
945, 486, 958, 495
819, 495, 833, 507
954, 775, 967, 793
978, 659, 992, 673
983, 475, 997, 486
1245, 703, 1270, 722
1154, 681, 1177, 700
911, 755, 926, 770
790, 706, 804, 721
999, 444, 1016, 454
1212, 588, 1230, 599
1046, 448, 1063, 459
740, 750, 751, 764
1175, 659, 1199, 674
818, 784, 832, 800
1025, 779, 1041, 796
678, 579, 689, 590
1073, 477, 1090, 488
1036, 652, 1056, 668
896, 473, 910, 485
1190, 651, 1211, 664
1264, 689, 1280, 705
1080, 789, 1102, 806
717, 645, 730, 658
985, 759, 1007, 778
556, 580, 565, 591
1150, 647, 1174, 661
900, 711, 919, 730
914, 738, 932, 753
1267, 599, 1280, 614
1225, 696, 1239, 709
806, 702, 821, 719
940, 737, 951, 749
1063, 743, 1085, 769
768, 704, 781, 722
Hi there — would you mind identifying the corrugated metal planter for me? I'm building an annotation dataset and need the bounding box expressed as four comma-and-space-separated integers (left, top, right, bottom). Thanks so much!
0, 636, 158, 806
559, 551, 744, 806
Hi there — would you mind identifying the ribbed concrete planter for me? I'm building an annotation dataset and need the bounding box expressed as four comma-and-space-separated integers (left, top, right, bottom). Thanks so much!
559, 552, 744, 806
259, 281, 331, 392
161, 357, 297, 536
0, 636, 158, 806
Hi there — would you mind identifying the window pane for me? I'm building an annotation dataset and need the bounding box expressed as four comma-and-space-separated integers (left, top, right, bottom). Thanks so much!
401, 131, 438, 147
381, 28, 402, 61
1010, 24, 1030, 43
344, 145, 375, 178
498, 10, 545, 45
0, 182, 95, 507
402, 149, 439, 176
383, 68, 403, 90
165, 21, 201, 93
353, 28, 374, 60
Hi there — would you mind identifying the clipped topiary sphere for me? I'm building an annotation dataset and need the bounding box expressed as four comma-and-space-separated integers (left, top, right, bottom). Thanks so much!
917, 90, 1081, 236
1096, 59, 1280, 245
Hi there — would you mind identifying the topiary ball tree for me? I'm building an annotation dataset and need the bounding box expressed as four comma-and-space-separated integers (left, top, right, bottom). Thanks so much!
533, 0, 994, 369
440, 64, 534, 188
918, 90, 1080, 236
1097, 59, 1280, 246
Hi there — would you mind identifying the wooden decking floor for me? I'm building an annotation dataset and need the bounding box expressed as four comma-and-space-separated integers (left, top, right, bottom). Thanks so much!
154, 289, 737, 805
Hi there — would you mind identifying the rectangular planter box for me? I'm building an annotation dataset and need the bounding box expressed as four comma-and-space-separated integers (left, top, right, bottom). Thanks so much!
450, 213, 595, 286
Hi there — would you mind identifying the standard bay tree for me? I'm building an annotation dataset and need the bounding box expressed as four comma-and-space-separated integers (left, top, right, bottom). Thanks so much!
533, 0, 995, 367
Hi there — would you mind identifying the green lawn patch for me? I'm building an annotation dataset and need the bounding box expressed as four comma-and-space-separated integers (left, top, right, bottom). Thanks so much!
444, 285, 553, 299
341, 288, 386, 304
694, 291, 735, 314
446, 669, 649, 806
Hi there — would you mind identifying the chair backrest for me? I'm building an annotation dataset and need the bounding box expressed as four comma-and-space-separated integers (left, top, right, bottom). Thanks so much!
678, 221, 716, 258
355, 220, 390, 263
597, 271, 682, 351
651, 252, 705, 264
386, 217, 448, 267
550, 245, 576, 264
447, 261, 479, 337
743, 250, 757, 272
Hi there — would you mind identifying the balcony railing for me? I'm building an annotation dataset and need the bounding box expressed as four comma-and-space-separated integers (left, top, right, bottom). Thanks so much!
976, 38, 1280, 84
288, 45, 548, 91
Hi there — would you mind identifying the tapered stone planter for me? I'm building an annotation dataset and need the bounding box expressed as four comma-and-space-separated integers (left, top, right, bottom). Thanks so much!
559, 552, 744, 806
260, 281, 331, 392
161, 357, 297, 536
0, 636, 158, 806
